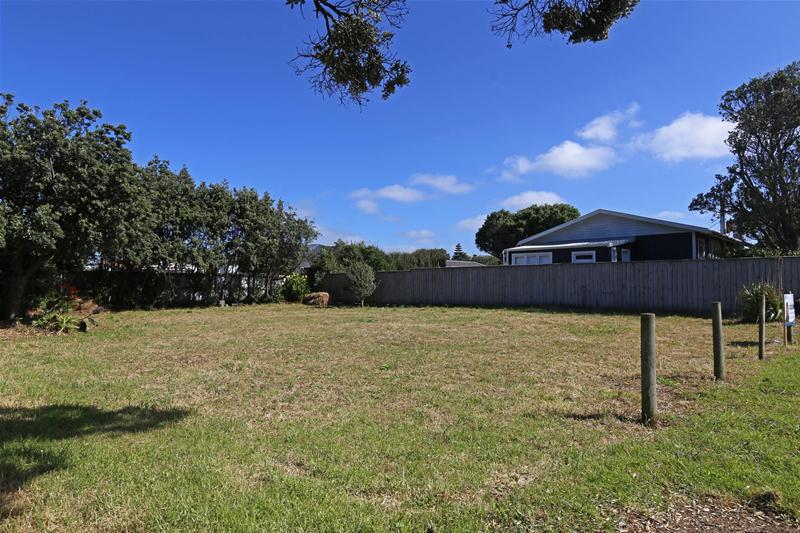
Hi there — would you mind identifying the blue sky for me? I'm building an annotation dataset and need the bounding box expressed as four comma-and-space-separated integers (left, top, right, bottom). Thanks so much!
2, 1, 799, 254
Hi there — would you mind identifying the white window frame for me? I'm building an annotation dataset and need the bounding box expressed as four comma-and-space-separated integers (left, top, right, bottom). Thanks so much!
512, 252, 553, 265
571, 250, 596, 264
620, 249, 631, 262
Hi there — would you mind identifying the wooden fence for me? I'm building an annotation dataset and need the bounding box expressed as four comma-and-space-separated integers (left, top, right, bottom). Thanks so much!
321, 257, 800, 316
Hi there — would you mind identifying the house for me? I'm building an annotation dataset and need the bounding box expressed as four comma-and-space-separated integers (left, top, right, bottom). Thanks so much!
502, 209, 739, 266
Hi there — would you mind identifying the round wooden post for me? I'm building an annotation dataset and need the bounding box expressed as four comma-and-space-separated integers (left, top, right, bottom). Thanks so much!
758, 293, 766, 360
640, 313, 657, 427
712, 301, 724, 381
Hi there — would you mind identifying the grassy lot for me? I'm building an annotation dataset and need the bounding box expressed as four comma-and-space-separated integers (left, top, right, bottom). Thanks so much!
1, 305, 798, 531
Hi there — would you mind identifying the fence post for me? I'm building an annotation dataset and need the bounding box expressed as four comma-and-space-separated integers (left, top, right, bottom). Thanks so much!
712, 301, 724, 381
641, 313, 657, 427
759, 293, 766, 360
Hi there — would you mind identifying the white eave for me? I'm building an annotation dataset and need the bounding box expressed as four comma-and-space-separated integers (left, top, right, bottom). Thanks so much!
504, 239, 634, 253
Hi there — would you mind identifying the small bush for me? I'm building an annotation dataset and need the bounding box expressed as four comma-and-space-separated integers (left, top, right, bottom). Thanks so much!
345, 261, 378, 307
31, 292, 79, 333
281, 273, 309, 302
739, 282, 782, 322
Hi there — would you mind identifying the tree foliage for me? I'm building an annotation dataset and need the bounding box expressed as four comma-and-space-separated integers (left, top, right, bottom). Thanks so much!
452, 243, 469, 261
289, 0, 636, 104
475, 203, 580, 258
308, 240, 390, 288
689, 62, 800, 252
345, 260, 378, 306
0, 95, 317, 320
386, 248, 448, 270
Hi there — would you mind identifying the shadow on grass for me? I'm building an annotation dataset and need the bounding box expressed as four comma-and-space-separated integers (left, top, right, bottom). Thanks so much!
730, 340, 760, 347
0, 404, 188, 519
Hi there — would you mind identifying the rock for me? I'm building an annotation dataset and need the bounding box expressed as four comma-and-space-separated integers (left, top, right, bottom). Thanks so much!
78, 319, 88, 333
302, 292, 329, 307
91, 306, 106, 314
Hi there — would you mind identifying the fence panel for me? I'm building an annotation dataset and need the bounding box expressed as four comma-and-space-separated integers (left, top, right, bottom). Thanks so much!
321, 257, 800, 316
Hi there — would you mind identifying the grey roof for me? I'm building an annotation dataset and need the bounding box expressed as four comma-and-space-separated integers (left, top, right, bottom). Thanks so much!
516, 209, 740, 247
445, 260, 486, 268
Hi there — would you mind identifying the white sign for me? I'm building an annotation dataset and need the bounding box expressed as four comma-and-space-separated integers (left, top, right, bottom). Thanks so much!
785, 294, 795, 326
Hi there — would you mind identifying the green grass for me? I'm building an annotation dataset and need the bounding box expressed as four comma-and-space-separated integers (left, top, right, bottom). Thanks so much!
1, 305, 798, 531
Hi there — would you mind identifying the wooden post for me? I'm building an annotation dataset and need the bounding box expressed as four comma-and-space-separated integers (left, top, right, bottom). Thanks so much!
640, 313, 657, 427
789, 324, 794, 345
712, 301, 724, 381
758, 293, 766, 360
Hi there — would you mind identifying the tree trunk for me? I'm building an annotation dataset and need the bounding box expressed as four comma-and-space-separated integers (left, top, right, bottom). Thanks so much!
1, 261, 26, 322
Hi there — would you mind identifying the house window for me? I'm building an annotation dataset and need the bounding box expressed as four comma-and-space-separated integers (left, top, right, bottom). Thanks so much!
571, 251, 596, 264
697, 238, 707, 259
513, 252, 552, 265
620, 249, 631, 262
611, 247, 618, 263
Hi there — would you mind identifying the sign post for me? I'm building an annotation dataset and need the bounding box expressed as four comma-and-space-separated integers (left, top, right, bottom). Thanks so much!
784, 294, 795, 345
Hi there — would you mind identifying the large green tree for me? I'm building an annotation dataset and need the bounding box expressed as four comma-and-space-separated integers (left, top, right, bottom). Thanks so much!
476, 203, 580, 258
387, 248, 449, 270
0, 95, 136, 320
0, 95, 318, 318
289, 0, 638, 104
689, 62, 800, 251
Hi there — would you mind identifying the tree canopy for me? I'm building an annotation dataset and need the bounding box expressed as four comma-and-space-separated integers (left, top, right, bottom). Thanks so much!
689, 62, 800, 252
0, 95, 317, 320
290, 0, 638, 104
475, 203, 581, 258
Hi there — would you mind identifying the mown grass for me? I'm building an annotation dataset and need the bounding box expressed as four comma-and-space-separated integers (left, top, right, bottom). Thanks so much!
0, 305, 797, 531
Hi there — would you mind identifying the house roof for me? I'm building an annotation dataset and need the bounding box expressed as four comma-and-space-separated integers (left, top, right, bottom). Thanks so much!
516, 209, 740, 247
504, 239, 635, 253
445, 260, 486, 268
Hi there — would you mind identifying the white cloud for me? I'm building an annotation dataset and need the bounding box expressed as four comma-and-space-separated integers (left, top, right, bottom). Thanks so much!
410, 173, 475, 194
456, 214, 487, 232
636, 112, 731, 162
655, 210, 687, 221
503, 141, 617, 179
577, 102, 640, 143
350, 184, 426, 203
355, 198, 379, 214
405, 229, 435, 240
405, 229, 436, 246
350, 184, 426, 215
315, 225, 363, 244
385, 244, 419, 253
501, 190, 566, 211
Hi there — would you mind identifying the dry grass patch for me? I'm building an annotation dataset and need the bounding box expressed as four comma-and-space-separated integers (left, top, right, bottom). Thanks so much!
0, 304, 796, 531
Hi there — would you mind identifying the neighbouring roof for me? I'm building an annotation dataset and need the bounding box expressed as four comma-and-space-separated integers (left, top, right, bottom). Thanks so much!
504, 239, 635, 253
515, 209, 740, 247
445, 260, 486, 268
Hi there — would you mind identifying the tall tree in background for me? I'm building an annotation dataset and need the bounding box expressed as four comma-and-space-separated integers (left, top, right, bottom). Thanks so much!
0, 95, 317, 319
690, 62, 800, 251
288, 0, 638, 104
452, 243, 469, 261
387, 248, 449, 270
0, 95, 136, 320
476, 203, 580, 257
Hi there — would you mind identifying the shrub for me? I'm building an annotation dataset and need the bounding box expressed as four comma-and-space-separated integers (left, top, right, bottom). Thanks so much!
739, 282, 782, 322
31, 292, 79, 333
345, 261, 377, 307
281, 273, 309, 302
